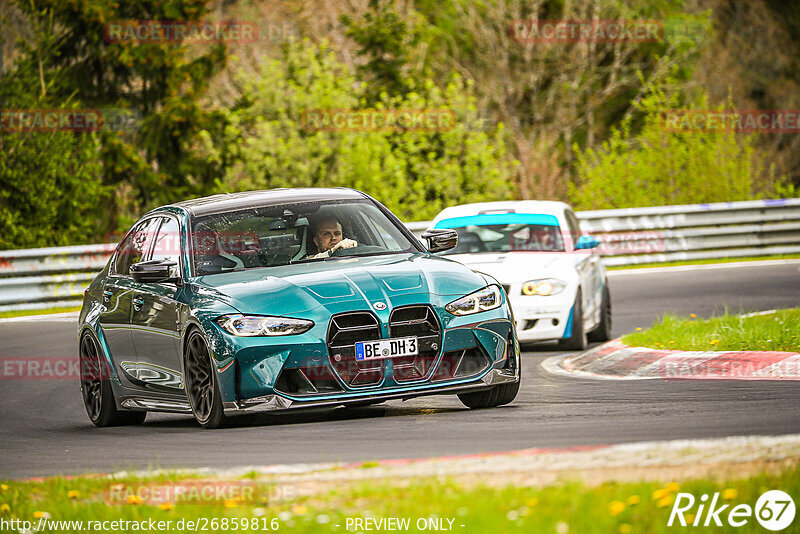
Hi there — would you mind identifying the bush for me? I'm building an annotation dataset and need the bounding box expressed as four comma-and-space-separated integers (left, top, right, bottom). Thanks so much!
213, 41, 516, 221
569, 80, 785, 210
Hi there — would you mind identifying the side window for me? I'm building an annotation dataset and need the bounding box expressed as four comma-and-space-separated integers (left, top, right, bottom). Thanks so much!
358, 210, 406, 250
151, 217, 182, 277
565, 210, 581, 249
113, 218, 159, 276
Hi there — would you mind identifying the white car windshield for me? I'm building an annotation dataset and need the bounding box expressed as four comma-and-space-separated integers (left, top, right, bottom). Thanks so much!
435, 213, 565, 254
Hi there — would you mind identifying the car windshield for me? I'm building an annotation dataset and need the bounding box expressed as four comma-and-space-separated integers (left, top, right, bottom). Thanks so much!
190, 199, 419, 275
435, 213, 565, 254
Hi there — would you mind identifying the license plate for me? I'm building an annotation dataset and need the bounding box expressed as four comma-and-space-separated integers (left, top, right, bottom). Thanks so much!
355, 337, 418, 361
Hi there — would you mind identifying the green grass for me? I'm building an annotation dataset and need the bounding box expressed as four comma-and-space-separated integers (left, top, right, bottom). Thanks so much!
0, 305, 81, 319
607, 253, 800, 270
623, 309, 800, 352
1, 463, 797, 533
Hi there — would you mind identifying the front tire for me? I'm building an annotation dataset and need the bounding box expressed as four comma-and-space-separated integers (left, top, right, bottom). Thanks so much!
79, 332, 146, 427
558, 289, 587, 351
587, 284, 612, 342
458, 381, 520, 409
185, 330, 228, 429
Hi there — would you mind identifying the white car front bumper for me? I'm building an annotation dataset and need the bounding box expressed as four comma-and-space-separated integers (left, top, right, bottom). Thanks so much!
504, 283, 576, 342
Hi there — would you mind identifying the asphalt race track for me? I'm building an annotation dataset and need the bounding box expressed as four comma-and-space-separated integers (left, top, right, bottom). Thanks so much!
1, 261, 799, 479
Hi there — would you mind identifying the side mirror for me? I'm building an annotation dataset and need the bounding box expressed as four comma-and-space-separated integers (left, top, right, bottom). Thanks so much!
421, 228, 458, 253
130, 259, 178, 284
575, 235, 601, 250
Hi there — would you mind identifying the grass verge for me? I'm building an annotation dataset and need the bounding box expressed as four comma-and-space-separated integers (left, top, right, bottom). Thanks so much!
606, 253, 800, 270
0, 305, 81, 319
622, 309, 800, 352
0, 462, 797, 533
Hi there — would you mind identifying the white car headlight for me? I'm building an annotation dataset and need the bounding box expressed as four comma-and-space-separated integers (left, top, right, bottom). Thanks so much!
215, 314, 314, 336
445, 285, 503, 316
521, 278, 566, 296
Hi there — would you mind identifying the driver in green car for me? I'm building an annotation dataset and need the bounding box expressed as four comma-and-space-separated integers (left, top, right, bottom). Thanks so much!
307, 216, 358, 258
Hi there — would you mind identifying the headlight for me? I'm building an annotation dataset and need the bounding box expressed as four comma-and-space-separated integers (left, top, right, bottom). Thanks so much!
445, 285, 503, 316
521, 278, 566, 296
215, 314, 314, 336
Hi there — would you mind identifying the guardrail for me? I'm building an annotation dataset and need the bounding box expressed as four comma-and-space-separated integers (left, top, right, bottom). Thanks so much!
1, 198, 798, 312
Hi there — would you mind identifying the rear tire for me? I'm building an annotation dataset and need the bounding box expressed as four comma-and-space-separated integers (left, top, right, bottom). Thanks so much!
587, 284, 612, 342
185, 330, 228, 429
79, 332, 147, 427
558, 289, 587, 351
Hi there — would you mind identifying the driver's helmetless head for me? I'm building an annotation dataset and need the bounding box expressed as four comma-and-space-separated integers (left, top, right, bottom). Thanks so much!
313, 218, 343, 252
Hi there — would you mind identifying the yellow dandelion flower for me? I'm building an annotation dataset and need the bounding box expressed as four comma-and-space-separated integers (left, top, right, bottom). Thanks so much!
636, 327, 642, 331
665, 482, 680, 492
685, 514, 695, 525
126, 495, 143, 505
626, 495, 640, 506
158, 502, 175, 511
33, 511, 50, 519
722, 488, 738, 500
526, 498, 539, 507
657, 497, 673, 508
291, 505, 307, 515
0, 484, 7, 492
223, 499, 238, 508
67, 490, 80, 499
608, 501, 626, 516
652, 488, 669, 500
618, 524, 632, 534
690, 314, 696, 319
0, 504, 10, 513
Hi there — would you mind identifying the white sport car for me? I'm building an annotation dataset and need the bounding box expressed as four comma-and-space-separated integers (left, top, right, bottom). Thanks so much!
430, 201, 611, 350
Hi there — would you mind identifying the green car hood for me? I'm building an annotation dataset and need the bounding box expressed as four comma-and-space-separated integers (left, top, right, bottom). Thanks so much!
191, 252, 488, 316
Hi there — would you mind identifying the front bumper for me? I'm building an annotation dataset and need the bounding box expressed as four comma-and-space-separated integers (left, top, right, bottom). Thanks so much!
222, 366, 518, 414
205, 303, 518, 406
505, 285, 575, 342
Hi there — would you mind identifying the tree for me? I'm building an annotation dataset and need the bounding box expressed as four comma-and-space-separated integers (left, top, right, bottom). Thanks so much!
215, 41, 516, 221
569, 80, 786, 210
6, 0, 229, 230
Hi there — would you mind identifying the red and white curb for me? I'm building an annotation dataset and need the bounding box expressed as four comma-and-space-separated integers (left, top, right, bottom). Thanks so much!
543, 338, 800, 381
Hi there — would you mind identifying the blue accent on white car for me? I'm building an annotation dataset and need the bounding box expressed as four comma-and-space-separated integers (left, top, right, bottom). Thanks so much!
434, 213, 560, 229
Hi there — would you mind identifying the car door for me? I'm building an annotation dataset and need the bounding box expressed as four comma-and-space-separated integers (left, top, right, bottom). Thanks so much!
99, 217, 160, 382
130, 215, 184, 391
566, 208, 601, 326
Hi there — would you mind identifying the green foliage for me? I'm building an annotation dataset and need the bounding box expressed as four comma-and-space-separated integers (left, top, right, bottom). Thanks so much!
2, 462, 800, 534
0, 9, 110, 249
6, 0, 229, 229
340, 0, 426, 103
623, 309, 800, 353
569, 78, 780, 210
216, 41, 516, 222
0, 127, 110, 249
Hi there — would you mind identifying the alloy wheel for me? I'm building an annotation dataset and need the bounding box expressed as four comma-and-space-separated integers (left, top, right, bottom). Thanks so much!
185, 332, 214, 423
79, 334, 103, 421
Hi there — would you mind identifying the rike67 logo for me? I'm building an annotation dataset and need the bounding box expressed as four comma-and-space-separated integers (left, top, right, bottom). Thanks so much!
669, 490, 795, 530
